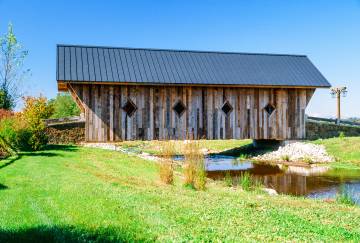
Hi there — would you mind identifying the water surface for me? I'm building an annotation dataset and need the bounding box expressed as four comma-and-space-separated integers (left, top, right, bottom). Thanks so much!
204, 155, 360, 204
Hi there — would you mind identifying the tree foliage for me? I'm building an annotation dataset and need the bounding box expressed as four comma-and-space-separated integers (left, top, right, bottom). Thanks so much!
48, 92, 80, 118
0, 23, 29, 110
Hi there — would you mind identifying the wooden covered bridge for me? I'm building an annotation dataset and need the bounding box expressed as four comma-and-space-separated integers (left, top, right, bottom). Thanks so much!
56, 45, 330, 142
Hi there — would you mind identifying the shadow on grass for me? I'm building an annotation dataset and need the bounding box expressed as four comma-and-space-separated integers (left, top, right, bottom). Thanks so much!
0, 183, 8, 190
0, 225, 150, 243
19, 145, 79, 159
0, 145, 79, 169
0, 155, 23, 170
210, 143, 275, 158
44, 144, 79, 152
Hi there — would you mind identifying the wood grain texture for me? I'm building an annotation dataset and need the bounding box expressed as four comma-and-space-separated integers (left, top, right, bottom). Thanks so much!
68, 84, 315, 142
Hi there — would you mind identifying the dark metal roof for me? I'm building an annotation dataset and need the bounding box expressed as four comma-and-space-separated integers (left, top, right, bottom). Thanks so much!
57, 44, 331, 87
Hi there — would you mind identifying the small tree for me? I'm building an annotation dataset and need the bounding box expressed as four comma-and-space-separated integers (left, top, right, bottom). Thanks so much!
48, 92, 80, 118
0, 23, 29, 110
22, 96, 53, 150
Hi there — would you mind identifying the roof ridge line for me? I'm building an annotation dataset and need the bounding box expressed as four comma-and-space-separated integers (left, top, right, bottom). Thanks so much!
56, 44, 307, 57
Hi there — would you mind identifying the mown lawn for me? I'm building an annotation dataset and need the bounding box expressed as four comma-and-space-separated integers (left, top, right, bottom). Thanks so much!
0, 143, 360, 242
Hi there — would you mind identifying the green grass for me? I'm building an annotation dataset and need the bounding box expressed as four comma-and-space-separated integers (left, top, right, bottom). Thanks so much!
312, 137, 360, 169
117, 139, 252, 156
0, 144, 360, 242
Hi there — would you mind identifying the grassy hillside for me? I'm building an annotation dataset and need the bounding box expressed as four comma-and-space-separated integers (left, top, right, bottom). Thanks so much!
313, 137, 360, 168
0, 144, 359, 242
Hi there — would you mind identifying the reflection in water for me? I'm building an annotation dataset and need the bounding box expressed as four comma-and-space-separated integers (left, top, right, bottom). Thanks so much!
204, 155, 360, 204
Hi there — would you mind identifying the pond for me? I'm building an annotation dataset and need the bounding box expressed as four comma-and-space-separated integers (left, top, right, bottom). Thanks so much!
177, 155, 360, 204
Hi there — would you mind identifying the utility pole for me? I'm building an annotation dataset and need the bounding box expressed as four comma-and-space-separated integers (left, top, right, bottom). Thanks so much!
330, 86, 347, 124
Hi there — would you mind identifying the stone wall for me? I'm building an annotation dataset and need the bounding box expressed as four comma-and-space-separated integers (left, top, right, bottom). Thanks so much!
306, 121, 360, 140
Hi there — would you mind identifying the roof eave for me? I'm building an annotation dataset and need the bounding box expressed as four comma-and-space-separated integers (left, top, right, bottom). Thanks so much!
57, 80, 330, 91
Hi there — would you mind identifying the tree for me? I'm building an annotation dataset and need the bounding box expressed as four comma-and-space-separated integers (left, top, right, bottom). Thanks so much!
48, 92, 81, 118
0, 23, 29, 110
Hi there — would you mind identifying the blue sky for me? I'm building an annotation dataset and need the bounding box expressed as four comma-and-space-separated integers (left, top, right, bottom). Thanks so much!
1, 0, 359, 117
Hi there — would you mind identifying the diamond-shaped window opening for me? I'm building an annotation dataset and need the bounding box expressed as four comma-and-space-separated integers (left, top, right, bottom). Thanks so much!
173, 100, 186, 117
264, 103, 276, 116
122, 99, 137, 117
221, 101, 233, 116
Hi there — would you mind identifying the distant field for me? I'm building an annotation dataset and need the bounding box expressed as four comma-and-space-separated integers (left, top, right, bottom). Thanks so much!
0, 143, 360, 242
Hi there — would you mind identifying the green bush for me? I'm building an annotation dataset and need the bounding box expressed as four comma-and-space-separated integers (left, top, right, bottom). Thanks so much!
22, 96, 53, 150
0, 117, 32, 152
0, 118, 17, 154
0, 96, 54, 152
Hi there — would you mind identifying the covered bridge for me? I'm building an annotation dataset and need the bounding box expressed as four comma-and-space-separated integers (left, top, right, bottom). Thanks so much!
56, 44, 331, 142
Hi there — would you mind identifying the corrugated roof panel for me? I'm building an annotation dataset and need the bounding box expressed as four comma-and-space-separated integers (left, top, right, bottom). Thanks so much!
134, 50, 152, 83
148, 50, 165, 83
117, 49, 130, 81
97, 48, 107, 81
160, 51, 180, 83
193, 52, 216, 84
108, 49, 119, 81
63, 47, 70, 81
69, 47, 76, 81
128, 49, 141, 82
179, 51, 197, 84
145, 50, 162, 83
81, 48, 89, 81
57, 44, 331, 87
172, 51, 190, 83
123, 49, 136, 82
103, 49, 113, 81
86, 48, 95, 81
57, 46, 65, 81
113, 49, 124, 81
203, 53, 221, 84
75, 48, 83, 81
92, 48, 101, 82
131, 50, 143, 82
152, 50, 170, 83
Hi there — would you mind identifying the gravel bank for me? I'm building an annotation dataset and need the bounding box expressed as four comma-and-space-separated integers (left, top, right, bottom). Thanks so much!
253, 142, 334, 163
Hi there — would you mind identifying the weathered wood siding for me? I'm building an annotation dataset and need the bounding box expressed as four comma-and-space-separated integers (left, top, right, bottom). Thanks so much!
68, 84, 315, 142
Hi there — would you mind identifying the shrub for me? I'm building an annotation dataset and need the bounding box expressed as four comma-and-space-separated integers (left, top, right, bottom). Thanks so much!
224, 171, 233, 187
338, 132, 345, 139
0, 109, 14, 120
281, 154, 290, 162
159, 161, 174, 185
194, 162, 207, 191
240, 172, 251, 191
0, 116, 32, 153
21, 96, 54, 150
336, 185, 356, 206
183, 141, 206, 190
302, 156, 313, 164
0, 95, 53, 152
159, 141, 175, 185
0, 117, 17, 155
